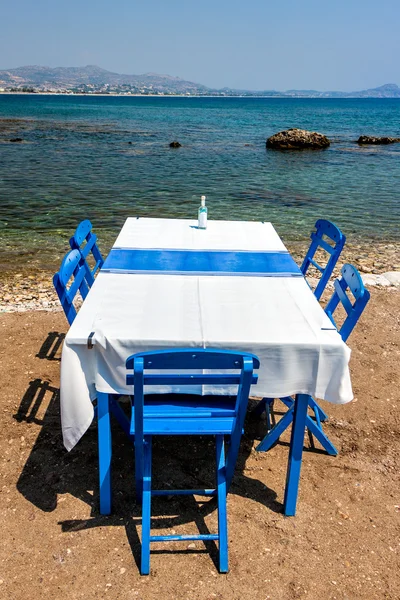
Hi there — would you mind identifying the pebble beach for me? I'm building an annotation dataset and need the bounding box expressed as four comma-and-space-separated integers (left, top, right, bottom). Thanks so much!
1, 239, 399, 314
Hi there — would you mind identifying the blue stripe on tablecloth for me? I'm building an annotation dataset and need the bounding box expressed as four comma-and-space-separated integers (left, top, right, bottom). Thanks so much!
101, 248, 302, 277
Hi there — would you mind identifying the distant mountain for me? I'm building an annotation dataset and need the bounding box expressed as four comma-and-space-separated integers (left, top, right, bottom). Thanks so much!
0, 65, 210, 94
284, 83, 400, 98
0, 65, 399, 97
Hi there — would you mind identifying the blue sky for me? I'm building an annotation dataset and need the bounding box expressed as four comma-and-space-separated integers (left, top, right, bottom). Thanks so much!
1, 0, 399, 91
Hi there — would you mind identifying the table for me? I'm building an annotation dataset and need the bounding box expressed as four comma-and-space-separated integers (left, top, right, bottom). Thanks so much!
60, 217, 353, 514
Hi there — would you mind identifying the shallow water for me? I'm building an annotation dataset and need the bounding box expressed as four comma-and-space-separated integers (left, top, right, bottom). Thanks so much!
0, 95, 399, 269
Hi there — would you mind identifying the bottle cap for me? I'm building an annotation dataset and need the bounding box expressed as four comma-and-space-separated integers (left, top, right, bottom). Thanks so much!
201, 195, 206, 206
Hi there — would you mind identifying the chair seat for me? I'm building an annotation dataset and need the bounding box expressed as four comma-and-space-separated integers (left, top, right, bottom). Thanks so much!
129, 394, 236, 435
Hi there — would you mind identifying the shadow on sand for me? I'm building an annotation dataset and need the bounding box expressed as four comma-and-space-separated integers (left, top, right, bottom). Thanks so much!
15, 331, 283, 570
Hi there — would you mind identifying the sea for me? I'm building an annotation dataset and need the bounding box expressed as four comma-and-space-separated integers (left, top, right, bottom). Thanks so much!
0, 94, 399, 270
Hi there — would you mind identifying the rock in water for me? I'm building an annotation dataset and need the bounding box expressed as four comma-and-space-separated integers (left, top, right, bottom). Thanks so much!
169, 141, 182, 148
357, 135, 400, 145
266, 128, 330, 150
10, 137, 23, 143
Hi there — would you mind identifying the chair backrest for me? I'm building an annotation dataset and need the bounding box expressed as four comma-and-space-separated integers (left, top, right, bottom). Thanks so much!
301, 219, 346, 300
53, 249, 90, 325
127, 348, 259, 468
325, 263, 370, 342
69, 219, 104, 287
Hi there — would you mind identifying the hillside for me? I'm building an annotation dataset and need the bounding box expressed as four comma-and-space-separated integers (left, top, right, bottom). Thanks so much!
0, 65, 399, 97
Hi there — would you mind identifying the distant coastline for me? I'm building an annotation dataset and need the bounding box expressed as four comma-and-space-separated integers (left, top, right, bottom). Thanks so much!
1, 65, 400, 98
2, 91, 400, 100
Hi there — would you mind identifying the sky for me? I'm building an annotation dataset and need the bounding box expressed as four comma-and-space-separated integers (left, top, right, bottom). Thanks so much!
0, 0, 399, 91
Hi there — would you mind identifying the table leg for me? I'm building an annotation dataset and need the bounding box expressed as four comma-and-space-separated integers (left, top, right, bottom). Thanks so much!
97, 391, 112, 515
283, 393, 309, 516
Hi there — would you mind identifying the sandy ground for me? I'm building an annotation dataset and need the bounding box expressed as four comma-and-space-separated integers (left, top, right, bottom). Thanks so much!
0, 288, 399, 600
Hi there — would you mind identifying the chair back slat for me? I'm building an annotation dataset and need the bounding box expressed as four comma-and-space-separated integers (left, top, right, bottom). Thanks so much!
301, 219, 346, 301
309, 232, 337, 255
127, 373, 258, 386
53, 249, 90, 325
325, 263, 370, 343
333, 279, 353, 315
126, 349, 260, 371
69, 219, 104, 286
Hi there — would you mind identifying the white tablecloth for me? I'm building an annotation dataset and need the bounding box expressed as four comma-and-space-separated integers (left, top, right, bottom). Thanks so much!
60, 218, 353, 451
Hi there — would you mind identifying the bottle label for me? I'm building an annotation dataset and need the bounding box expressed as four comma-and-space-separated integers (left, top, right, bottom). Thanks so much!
198, 207, 207, 229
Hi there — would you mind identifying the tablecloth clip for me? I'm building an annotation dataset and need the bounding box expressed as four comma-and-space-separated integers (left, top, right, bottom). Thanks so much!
87, 332, 95, 349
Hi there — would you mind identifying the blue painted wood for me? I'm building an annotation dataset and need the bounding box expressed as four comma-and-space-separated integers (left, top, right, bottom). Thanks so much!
254, 395, 327, 424
308, 396, 329, 422
256, 407, 294, 452
256, 404, 338, 455
300, 219, 346, 301
216, 434, 228, 573
53, 249, 89, 325
284, 394, 309, 516
127, 349, 260, 370
141, 437, 152, 576
256, 264, 370, 515
150, 534, 219, 542
127, 373, 257, 387
69, 219, 104, 287
255, 263, 370, 455
97, 392, 112, 515
127, 348, 259, 575
152, 489, 216, 496
325, 263, 370, 343
102, 248, 302, 277
134, 357, 145, 501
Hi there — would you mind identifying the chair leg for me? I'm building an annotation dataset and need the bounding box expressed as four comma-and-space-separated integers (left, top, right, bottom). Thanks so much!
256, 407, 294, 452
306, 415, 338, 456
216, 435, 228, 573
141, 436, 152, 576
308, 396, 329, 423
280, 397, 295, 409
283, 394, 309, 516
97, 392, 112, 515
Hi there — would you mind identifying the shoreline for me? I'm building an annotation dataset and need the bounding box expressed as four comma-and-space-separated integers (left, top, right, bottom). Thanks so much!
1, 240, 399, 313
2, 92, 400, 99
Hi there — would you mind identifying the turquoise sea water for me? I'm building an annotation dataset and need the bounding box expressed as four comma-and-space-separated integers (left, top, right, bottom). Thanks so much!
0, 94, 399, 269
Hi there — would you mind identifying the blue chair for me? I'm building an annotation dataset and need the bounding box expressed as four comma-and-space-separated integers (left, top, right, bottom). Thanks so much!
254, 219, 346, 438
125, 349, 259, 575
54, 248, 130, 473
256, 264, 370, 460
69, 219, 104, 287
301, 219, 346, 301
53, 249, 90, 325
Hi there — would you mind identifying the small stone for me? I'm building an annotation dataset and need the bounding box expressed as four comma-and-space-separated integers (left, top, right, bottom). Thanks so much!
187, 543, 196, 549
120, 567, 126, 574
169, 141, 182, 148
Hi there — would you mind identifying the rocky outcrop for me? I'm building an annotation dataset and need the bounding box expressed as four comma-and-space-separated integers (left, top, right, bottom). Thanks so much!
169, 141, 182, 148
266, 128, 330, 150
9, 138, 23, 142
357, 135, 400, 145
